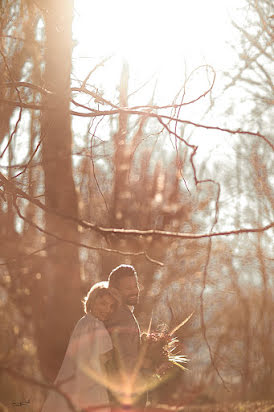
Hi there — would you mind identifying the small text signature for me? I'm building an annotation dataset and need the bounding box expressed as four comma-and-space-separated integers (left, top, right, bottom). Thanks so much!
11, 400, 30, 407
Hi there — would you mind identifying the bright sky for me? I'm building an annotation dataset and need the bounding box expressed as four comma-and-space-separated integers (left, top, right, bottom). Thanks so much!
0, 0, 241, 172
0, 0, 269, 235
72, 0, 241, 97
71, 0, 248, 231
72, 0, 243, 156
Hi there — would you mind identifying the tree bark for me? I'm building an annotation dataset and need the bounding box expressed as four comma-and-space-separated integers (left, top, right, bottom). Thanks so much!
38, 0, 82, 381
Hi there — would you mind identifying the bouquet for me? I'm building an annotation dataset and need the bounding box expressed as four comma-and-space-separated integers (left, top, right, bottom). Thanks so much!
140, 313, 193, 377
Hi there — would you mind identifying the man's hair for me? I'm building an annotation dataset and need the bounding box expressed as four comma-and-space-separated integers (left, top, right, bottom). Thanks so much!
108, 264, 138, 289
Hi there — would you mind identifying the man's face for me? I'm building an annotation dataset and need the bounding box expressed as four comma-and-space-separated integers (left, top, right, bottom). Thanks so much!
118, 276, 140, 306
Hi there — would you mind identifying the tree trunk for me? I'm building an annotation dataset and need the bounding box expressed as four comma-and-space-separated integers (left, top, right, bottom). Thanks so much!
38, 0, 82, 381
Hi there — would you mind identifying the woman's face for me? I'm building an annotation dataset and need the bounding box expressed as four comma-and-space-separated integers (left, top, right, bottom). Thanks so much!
93, 293, 117, 322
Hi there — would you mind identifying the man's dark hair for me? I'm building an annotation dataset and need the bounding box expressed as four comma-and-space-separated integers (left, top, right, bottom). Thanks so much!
108, 264, 138, 289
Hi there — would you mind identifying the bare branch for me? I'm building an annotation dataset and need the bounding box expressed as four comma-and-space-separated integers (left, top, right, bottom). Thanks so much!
13, 199, 164, 266
0, 98, 272, 149
130, 64, 216, 111
0, 367, 78, 412
199, 182, 230, 389
0, 171, 272, 243
0, 82, 53, 95
81, 56, 112, 89
0, 243, 58, 266
0, 107, 22, 158
71, 87, 119, 109
11, 138, 43, 179
0, 48, 23, 158
0, 98, 46, 110
89, 117, 110, 213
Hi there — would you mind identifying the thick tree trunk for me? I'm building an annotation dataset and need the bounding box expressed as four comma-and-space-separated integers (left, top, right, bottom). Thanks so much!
38, 0, 82, 381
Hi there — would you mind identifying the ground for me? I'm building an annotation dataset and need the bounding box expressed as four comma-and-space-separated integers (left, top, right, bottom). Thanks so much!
149, 401, 274, 412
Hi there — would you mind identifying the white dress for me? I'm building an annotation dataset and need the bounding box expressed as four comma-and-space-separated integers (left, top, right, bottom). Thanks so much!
41, 313, 112, 412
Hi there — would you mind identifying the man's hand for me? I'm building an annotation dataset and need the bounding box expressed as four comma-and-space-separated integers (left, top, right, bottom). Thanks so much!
155, 361, 170, 376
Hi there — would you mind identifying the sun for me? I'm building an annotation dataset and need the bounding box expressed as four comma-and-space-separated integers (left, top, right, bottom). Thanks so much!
73, 0, 237, 85
72, 0, 240, 156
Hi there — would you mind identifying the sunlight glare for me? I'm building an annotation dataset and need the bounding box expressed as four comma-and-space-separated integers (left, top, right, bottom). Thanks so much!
72, 0, 242, 157
74, 0, 237, 79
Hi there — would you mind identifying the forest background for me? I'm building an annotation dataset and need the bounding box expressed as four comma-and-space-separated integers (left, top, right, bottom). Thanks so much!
0, 0, 273, 410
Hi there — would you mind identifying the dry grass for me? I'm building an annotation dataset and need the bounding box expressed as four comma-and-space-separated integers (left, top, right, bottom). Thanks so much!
147, 400, 274, 412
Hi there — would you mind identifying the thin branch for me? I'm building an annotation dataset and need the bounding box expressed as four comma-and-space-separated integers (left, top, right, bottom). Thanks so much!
71, 86, 119, 109
0, 49, 23, 159
12, 138, 43, 179
0, 367, 78, 412
0, 171, 272, 242
0, 98, 46, 110
81, 56, 112, 89
0, 243, 58, 266
13, 199, 164, 266
0, 98, 273, 149
70, 108, 274, 150
70, 97, 97, 112
0, 107, 22, 158
130, 64, 216, 111
0, 82, 53, 95
86, 221, 274, 239
199, 183, 230, 389
0, 35, 25, 41
90, 117, 110, 213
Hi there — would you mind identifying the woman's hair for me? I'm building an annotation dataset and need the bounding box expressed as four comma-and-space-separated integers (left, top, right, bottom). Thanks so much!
82, 281, 121, 314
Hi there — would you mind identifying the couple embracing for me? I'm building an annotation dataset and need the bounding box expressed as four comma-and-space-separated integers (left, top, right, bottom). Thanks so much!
41, 264, 147, 412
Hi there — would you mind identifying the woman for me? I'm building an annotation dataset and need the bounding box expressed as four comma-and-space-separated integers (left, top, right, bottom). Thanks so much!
41, 282, 120, 412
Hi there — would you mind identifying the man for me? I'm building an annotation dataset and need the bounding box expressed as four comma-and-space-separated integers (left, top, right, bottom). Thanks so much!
104, 264, 146, 410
